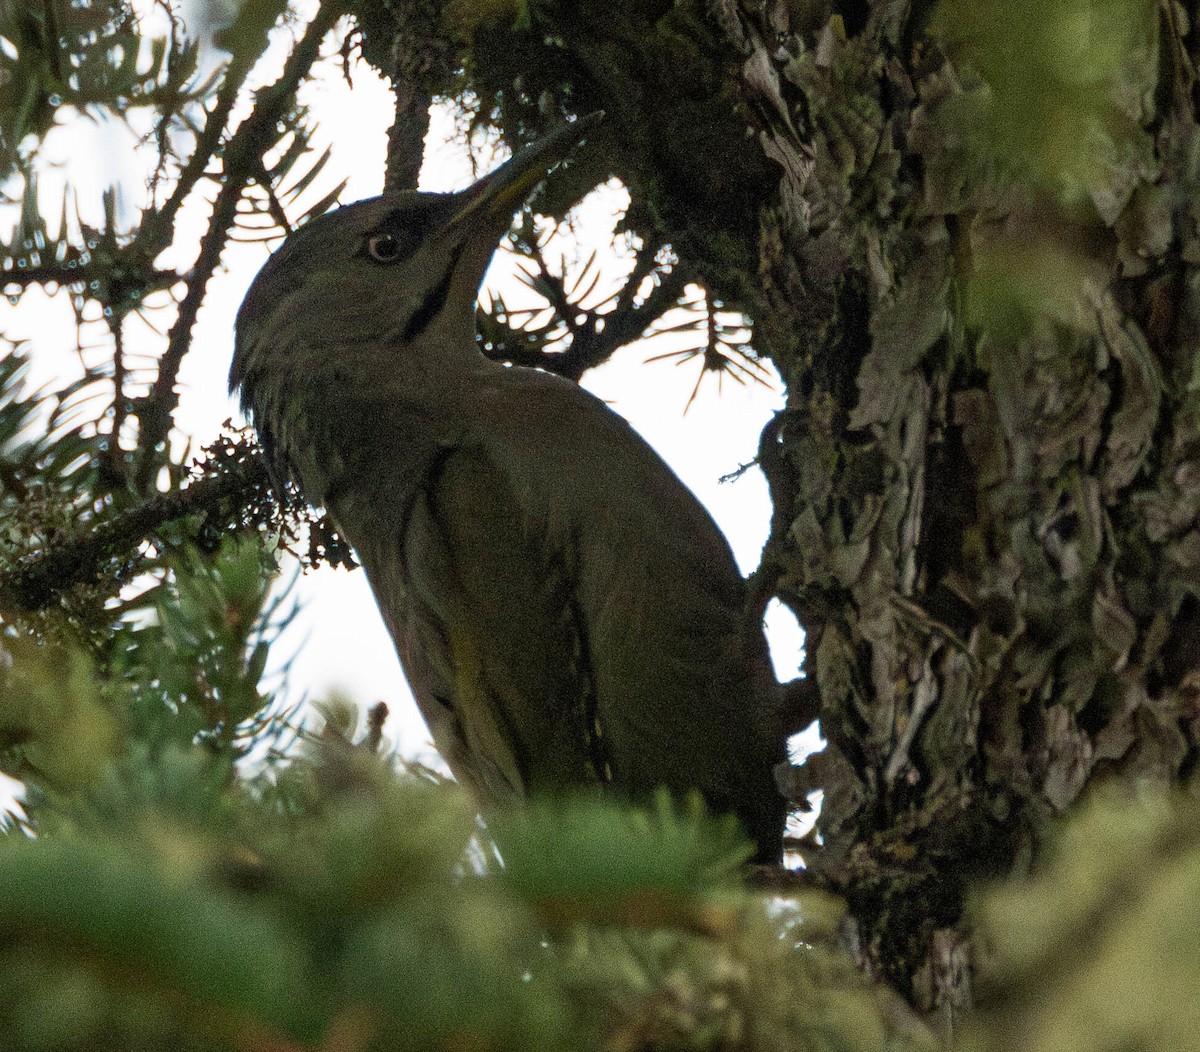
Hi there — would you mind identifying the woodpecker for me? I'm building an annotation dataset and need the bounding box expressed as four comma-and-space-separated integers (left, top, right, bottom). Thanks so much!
231, 115, 785, 861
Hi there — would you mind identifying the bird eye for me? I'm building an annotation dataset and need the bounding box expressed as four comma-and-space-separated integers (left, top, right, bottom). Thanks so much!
367, 233, 403, 262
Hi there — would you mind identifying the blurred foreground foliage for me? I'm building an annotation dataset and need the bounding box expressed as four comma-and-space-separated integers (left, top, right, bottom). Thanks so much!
0, 579, 933, 1052
960, 789, 1200, 1052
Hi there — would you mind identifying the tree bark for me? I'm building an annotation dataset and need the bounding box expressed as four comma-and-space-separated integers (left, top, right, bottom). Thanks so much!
734, 0, 1200, 1016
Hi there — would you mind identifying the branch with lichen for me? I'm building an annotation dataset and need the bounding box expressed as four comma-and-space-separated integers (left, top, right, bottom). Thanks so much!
0, 434, 276, 613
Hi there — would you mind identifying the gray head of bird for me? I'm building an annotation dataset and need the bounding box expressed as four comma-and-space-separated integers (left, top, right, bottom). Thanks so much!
230, 113, 603, 425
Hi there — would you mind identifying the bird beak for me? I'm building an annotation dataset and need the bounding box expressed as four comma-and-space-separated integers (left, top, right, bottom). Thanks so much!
447, 112, 604, 237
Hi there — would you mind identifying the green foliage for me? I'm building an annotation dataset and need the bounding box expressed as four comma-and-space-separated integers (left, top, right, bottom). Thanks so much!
0, 343, 109, 515
111, 537, 285, 744
495, 792, 753, 931
0, 694, 935, 1051
0, 634, 119, 791
931, 0, 1158, 199
961, 790, 1200, 1052
0, 537, 288, 821
210, 0, 295, 68
927, 0, 1159, 338
443, 0, 547, 37
0, 835, 311, 1044
962, 230, 1102, 342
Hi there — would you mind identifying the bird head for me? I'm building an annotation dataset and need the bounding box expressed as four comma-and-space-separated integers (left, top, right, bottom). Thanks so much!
230, 113, 603, 420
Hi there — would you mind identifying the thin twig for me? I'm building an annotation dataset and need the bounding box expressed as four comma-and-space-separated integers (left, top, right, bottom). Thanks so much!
1, 454, 272, 613
136, 3, 344, 486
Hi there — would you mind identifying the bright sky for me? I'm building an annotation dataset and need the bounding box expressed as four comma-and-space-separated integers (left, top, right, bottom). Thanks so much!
1, 12, 810, 773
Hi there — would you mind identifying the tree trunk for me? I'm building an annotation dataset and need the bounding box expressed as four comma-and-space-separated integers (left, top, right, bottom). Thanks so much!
736, 0, 1200, 1016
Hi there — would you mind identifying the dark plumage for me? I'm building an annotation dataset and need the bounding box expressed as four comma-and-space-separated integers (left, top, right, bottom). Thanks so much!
231, 117, 785, 860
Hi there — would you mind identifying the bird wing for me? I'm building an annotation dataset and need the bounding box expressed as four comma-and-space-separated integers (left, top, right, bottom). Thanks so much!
463, 368, 784, 848
382, 441, 609, 807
